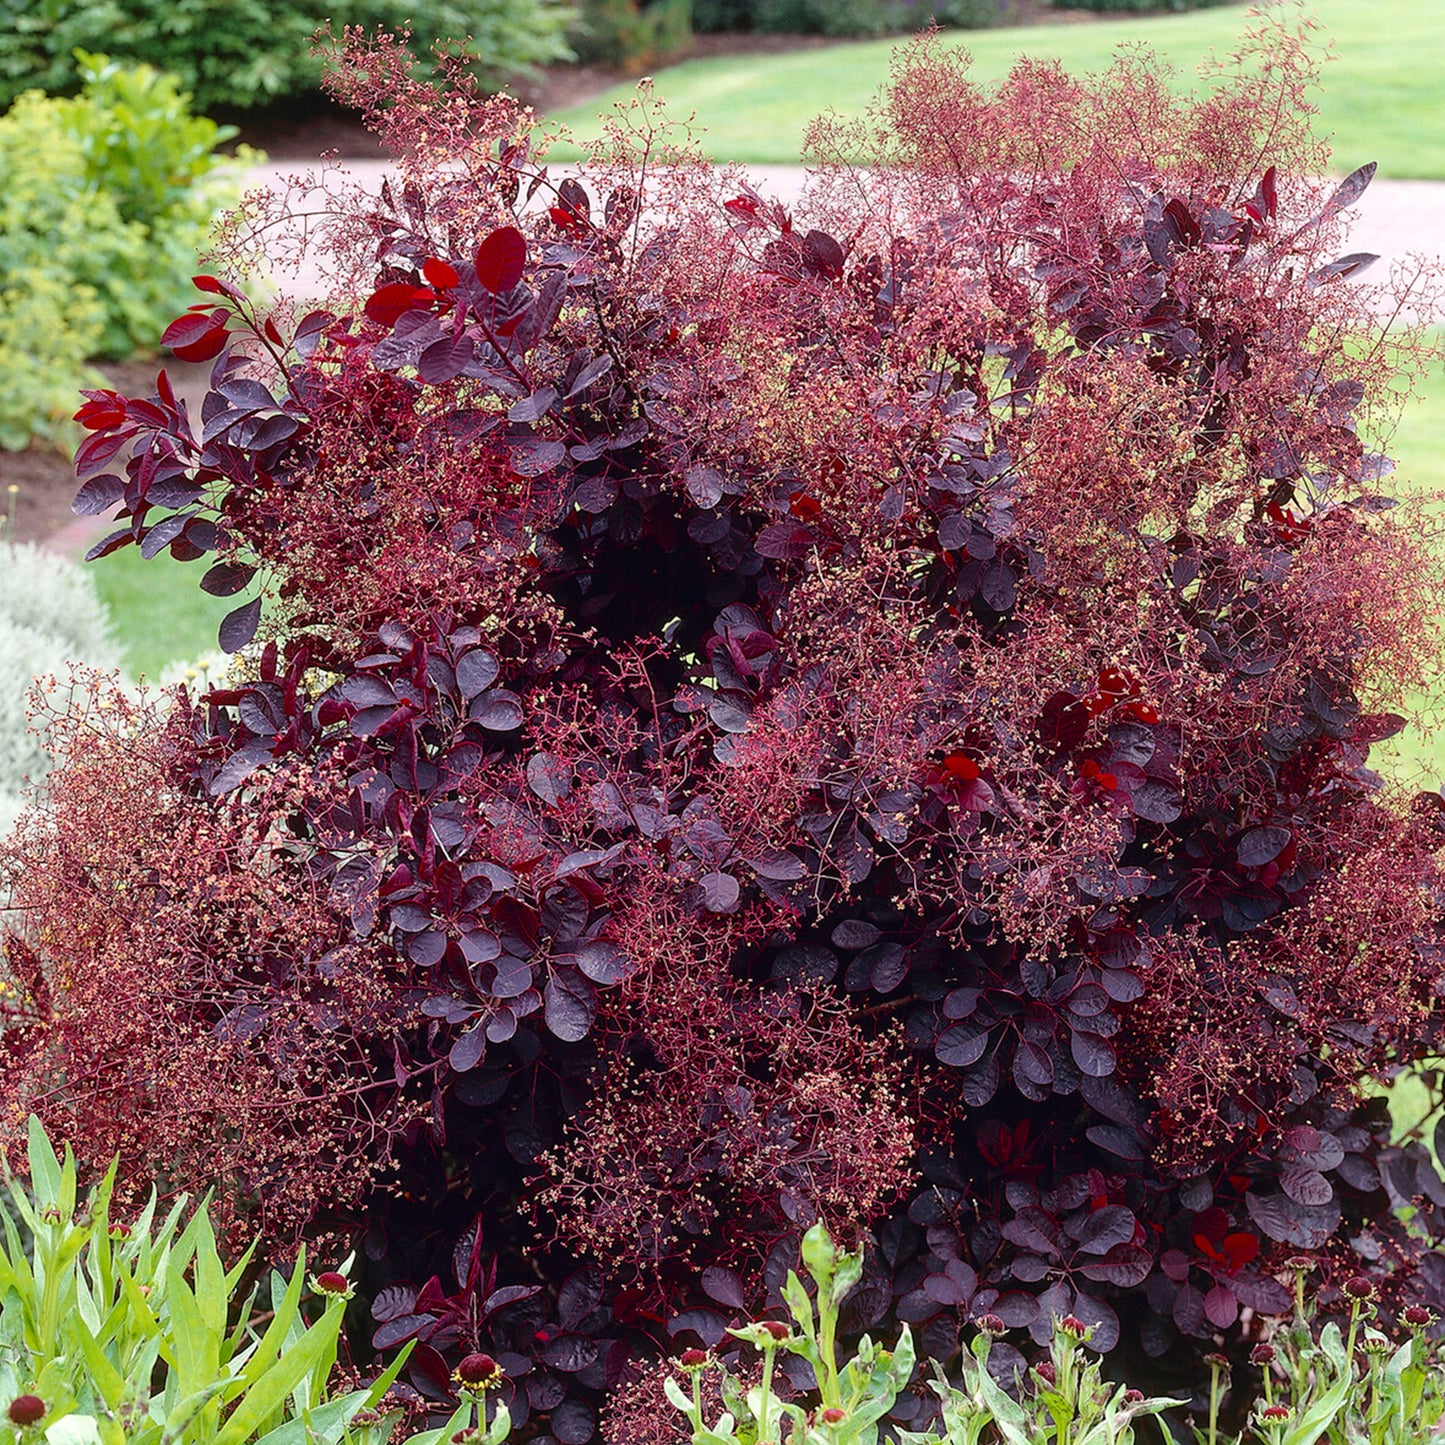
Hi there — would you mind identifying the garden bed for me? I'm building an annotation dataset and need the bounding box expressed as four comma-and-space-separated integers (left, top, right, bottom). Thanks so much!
0, 359, 212, 550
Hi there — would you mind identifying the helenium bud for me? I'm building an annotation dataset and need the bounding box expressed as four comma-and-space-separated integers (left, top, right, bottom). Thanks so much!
454, 1353, 503, 1390
7, 1397, 45, 1428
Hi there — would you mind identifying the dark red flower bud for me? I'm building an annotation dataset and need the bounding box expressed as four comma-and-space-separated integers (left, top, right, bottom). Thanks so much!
314, 1270, 350, 1296
757, 1319, 790, 1342
678, 1349, 709, 1370
454, 1353, 503, 1389
1404, 1305, 1435, 1327
976, 1314, 1007, 1335
1250, 1343, 1276, 1365
1122, 1390, 1145, 1405
1343, 1276, 1376, 1301
820, 1407, 848, 1425
1034, 1361, 1057, 1385
1204, 1352, 1230, 1371
1260, 1405, 1291, 1423
1284, 1254, 1316, 1273
7, 1396, 45, 1427
1058, 1315, 1090, 1341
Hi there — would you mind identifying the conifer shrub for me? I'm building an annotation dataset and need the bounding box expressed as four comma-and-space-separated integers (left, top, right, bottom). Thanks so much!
3, 19, 1444, 1442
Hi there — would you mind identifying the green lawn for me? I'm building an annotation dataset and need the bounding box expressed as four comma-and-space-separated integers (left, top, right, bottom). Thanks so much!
546, 0, 1445, 176
90, 546, 234, 682
1372, 346, 1445, 790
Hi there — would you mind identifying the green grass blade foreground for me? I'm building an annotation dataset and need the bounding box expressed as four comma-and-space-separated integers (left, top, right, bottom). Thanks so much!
546, 0, 1445, 176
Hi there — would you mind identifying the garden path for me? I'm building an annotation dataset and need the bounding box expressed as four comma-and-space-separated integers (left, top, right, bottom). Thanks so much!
244, 159, 1445, 318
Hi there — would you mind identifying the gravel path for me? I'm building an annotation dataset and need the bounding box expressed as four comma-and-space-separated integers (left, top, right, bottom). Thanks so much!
244, 160, 1445, 317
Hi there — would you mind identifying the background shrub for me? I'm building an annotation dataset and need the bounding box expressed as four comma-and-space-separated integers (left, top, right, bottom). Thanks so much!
0, 0, 574, 114
692, 0, 999, 34
0, 541, 117, 838
0, 55, 242, 449
4, 19, 1445, 1445
568, 0, 692, 67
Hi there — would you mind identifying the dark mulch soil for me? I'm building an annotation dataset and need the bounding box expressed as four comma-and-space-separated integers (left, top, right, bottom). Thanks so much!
1, 360, 213, 549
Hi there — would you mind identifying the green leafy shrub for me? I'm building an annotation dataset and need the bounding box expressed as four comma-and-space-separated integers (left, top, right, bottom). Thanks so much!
0, 1117, 409, 1445
0, 55, 244, 449
0, 93, 112, 450
0, 540, 118, 838
54, 51, 251, 358
692, 0, 998, 34
0, 0, 574, 114
569, 0, 692, 66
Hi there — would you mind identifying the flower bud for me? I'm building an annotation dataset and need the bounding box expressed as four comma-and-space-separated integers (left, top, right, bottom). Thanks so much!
108, 1222, 132, 1241
1343, 1276, 1376, 1301
1249, 1343, 1276, 1366
1284, 1254, 1317, 1274
820, 1407, 848, 1426
314, 1270, 351, 1297
1058, 1315, 1090, 1342
1122, 1390, 1144, 1406
1404, 1305, 1435, 1328
1204, 1352, 1230, 1370
678, 1349, 709, 1371
1259, 1405, 1291, 1424
757, 1319, 790, 1342
454, 1353, 503, 1390
7, 1396, 45, 1427
975, 1314, 1007, 1336
1361, 1331, 1390, 1356
1033, 1360, 1057, 1385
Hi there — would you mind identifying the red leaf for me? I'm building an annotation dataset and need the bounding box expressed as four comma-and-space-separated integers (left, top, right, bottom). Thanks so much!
173, 329, 228, 363
423, 257, 461, 290
365, 283, 435, 327
474, 227, 527, 294
161, 310, 228, 361
192, 273, 241, 299
74, 392, 126, 431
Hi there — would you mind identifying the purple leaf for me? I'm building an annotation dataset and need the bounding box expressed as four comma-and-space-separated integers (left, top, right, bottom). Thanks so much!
471, 690, 524, 731
372, 1313, 432, 1350
449, 1023, 486, 1072
544, 970, 596, 1042
1324, 161, 1377, 213
700, 871, 741, 913
1075, 1205, 1135, 1256
1203, 1284, 1239, 1329
201, 560, 257, 597
371, 1284, 418, 1323
456, 649, 500, 699
72, 473, 126, 516
755, 522, 815, 560
701, 1265, 747, 1309
1237, 825, 1291, 868
219, 596, 262, 653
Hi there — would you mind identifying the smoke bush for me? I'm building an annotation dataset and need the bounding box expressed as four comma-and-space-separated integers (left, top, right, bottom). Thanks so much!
3, 17, 1444, 1440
